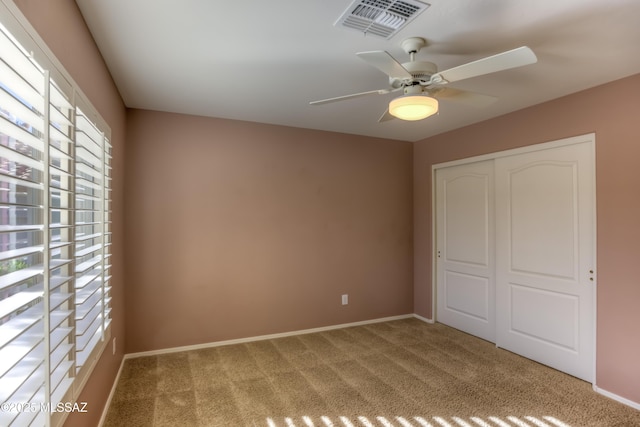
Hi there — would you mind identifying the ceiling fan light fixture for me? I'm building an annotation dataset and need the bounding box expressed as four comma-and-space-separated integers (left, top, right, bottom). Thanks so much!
389, 95, 438, 121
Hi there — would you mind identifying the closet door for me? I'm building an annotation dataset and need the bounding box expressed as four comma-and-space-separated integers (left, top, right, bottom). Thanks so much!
495, 141, 595, 381
436, 160, 495, 342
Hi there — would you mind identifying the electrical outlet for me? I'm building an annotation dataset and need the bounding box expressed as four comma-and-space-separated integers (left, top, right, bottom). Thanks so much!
342, 294, 348, 305
112, 337, 116, 355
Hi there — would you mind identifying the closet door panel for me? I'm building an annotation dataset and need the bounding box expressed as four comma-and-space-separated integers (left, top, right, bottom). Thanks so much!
495, 141, 595, 382
436, 160, 495, 342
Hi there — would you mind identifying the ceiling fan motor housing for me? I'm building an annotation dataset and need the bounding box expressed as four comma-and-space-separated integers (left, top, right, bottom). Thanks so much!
389, 60, 438, 88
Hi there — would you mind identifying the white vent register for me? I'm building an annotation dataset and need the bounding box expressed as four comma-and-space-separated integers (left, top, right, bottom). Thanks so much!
335, 0, 430, 39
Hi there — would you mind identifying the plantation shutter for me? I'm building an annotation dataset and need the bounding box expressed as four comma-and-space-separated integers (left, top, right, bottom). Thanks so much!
47, 77, 76, 426
0, 11, 112, 426
74, 108, 111, 383
0, 23, 48, 427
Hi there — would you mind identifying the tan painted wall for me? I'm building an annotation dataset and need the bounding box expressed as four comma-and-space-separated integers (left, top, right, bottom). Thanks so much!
124, 110, 414, 352
14, 1, 127, 426
414, 73, 640, 404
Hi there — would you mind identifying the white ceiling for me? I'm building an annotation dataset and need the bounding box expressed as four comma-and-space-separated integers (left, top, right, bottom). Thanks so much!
75, 0, 640, 142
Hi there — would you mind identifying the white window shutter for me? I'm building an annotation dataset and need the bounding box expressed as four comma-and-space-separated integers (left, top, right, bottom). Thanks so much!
0, 14, 112, 427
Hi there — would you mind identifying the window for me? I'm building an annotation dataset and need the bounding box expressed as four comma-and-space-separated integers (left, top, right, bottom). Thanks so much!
0, 8, 112, 427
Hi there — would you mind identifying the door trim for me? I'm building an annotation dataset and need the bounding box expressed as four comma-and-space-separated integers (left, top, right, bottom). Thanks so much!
431, 133, 596, 383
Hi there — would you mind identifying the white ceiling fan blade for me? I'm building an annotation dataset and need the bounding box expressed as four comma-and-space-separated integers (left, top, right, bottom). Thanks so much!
356, 51, 413, 80
433, 87, 498, 108
378, 109, 395, 123
432, 46, 537, 84
309, 89, 390, 105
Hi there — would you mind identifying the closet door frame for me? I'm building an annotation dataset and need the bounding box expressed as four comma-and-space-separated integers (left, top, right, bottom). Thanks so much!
431, 133, 596, 382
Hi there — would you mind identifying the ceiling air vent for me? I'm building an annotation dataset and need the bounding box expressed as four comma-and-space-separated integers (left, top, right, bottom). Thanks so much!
335, 0, 430, 39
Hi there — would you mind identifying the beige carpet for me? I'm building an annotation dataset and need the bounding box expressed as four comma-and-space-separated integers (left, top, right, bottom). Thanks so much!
104, 318, 640, 426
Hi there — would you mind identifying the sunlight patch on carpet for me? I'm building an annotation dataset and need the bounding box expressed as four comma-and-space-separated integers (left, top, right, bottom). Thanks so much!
470, 416, 493, 427
524, 415, 554, 426
376, 416, 396, 426
506, 416, 532, 426
396, 416, 416, 427
433, 416, 454, 426
452, 416, 475, 426
321, 415, 335, 426
264, 415, 572, 427
357, 415, 375, 426
339, 416, 356, 427
489, 416, 512, 427
543, 416, 571, 427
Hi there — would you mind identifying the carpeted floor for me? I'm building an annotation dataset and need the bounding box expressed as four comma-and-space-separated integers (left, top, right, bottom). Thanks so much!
104, 318, 640, 426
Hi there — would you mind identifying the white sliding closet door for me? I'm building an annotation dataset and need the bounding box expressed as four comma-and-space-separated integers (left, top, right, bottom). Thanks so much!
495, 141, 595, 382
434, 136, 595, 382
436, 160, 495, 342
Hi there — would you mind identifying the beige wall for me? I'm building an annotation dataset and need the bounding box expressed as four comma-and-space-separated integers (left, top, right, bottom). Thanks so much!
124, 110, 414, 352
14, 1, 127, 426
414, 73, 640, 404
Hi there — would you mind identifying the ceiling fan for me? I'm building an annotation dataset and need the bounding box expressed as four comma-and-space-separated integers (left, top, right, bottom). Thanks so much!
310, 37, 537, 122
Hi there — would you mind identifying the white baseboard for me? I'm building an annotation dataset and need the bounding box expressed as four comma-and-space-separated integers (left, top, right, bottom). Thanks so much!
593, 385, 640, 411
125, 313, 415, 359
97, 356, 126, 427
413, 313, 435, 324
